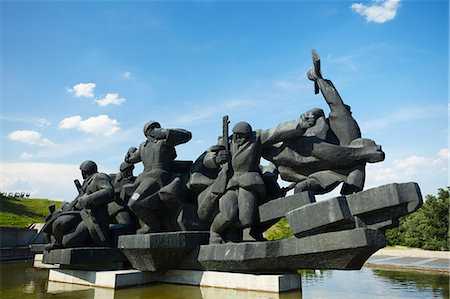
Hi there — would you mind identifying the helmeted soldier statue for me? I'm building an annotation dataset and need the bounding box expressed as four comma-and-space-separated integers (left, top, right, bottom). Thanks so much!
198, 113, 317, 244
262, 49, 385, 195
125, 120, 192, 233
44, 160, 114, 250
108, 161, 138, 227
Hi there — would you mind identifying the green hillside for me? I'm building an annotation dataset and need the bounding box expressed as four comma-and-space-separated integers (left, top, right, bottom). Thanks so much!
0, 195, 63, 228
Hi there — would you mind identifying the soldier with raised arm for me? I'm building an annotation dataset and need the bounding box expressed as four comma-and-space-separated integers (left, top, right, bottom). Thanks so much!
203, 113, 317, 244
125, 120, 192, 233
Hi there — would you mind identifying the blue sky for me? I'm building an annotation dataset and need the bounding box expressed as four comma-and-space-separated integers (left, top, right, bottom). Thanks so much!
1, 0, 448, 201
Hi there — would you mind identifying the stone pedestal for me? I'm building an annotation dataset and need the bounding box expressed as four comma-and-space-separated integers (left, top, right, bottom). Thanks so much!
48, 268, 301, 292
42, 247, 129, 270
34, 253, 59, 269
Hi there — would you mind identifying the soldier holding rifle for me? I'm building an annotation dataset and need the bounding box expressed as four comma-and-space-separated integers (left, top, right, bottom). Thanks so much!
44, 160, 114, 250
204, 113, 318, 244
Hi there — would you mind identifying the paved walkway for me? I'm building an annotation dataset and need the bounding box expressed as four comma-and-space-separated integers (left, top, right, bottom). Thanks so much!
365, 248, 450, 273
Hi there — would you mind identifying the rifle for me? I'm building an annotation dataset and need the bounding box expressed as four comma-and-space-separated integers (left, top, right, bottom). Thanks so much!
211, 115, 230, 195
42, 180, 83, 234
222, 115, 230, 151
74, 178, 108, 245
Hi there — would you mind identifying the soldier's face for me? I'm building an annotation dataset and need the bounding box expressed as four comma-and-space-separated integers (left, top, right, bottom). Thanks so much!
146, 124, 160, 138
81, 170, 88, 179
122, 169, 133, 178
233, 133, 248, 146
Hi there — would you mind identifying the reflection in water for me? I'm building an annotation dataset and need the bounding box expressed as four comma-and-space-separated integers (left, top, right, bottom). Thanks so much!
372, 269, 449, 299
0, 261, 448, 299
300, 268, 448, 299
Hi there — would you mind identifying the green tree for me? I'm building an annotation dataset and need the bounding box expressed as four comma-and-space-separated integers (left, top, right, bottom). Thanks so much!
386, 187, 449, 250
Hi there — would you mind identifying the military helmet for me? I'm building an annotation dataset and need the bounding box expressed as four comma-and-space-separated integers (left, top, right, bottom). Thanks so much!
232, 122, 252, 135
143, 120, 161, 135
120, 161, 134, 172
79, 160, 98, 174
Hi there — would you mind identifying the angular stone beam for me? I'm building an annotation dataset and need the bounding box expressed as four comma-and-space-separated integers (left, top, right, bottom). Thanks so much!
186, 228, 385, 272
286, 182, 423, 238
258, 191, 315, 223
118, 231, 209, 272
42, 248, 128, 270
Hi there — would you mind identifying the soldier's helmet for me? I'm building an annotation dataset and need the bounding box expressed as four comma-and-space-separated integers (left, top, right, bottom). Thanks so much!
232, 122, 252, 135
120, 161, 134, 172
143, 120, 161, 136
79, 160, 98, 175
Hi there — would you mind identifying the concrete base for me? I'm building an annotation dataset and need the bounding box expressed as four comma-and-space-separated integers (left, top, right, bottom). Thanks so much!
43, 247, 129, 270
34, 253, 59, 269
48, 268, 301, 293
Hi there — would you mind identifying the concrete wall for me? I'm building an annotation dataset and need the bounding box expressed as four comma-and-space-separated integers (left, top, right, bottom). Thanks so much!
0, 227, 37, 247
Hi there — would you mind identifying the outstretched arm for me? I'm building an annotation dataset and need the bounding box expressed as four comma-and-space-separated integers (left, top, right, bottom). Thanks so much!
259, 109, 320, 145
126, 145, 142, 164
151, 128, 192, 146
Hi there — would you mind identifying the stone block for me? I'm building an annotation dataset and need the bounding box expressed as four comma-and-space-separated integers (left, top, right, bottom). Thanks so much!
48, 268, 155, 288
194, 228, 385, 272
258, 191, 315, 223
118, 231, 209, 271
48, 268, 300, 293
286, 196, 352, 237
42, 247, 128, 270
346, 182, 423, 230
34, 253, 59, 269
286, 182, 423, 236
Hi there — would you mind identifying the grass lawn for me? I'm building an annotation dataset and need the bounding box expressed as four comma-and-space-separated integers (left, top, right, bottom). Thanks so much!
0, 195, 63, 228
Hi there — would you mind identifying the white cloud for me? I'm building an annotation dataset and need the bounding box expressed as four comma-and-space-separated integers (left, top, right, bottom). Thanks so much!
95, 93, 126, 106
68, 83, 96, 98
0, 162, 80, 201
438, 148, 449, 160
8, 130, 55, 147
351, 0, 401, 24
122, 71, 131, 79
37, 118, 51, 127
59, 114, 120, 136
365, 148, 448, 196
19, 153, 34, 160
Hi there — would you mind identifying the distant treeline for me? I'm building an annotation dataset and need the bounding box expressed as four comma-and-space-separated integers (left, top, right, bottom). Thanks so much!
386, 187, 449, 251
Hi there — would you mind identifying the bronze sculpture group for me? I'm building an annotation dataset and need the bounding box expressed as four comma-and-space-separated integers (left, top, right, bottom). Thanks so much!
43, 50, 388, 250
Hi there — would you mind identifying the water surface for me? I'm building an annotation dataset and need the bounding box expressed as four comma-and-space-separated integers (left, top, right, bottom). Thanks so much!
0, 261, 448, 298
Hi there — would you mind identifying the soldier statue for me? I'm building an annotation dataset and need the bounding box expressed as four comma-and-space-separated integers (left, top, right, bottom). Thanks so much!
197, 113, 317, 244
263, 49, 385, 195
44, 160, 114, 250
125, 120, 192, 233
108, 161, 138, 228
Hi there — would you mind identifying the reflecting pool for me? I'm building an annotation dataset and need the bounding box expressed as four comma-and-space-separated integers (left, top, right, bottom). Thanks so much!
0, 261, 448, 298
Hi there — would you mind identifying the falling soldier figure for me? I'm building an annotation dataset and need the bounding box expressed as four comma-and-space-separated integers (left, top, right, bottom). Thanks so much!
125, 120, 192, 234
263, 49, 385, 195
203, 113, 317, 244
44, 160, 114, 250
